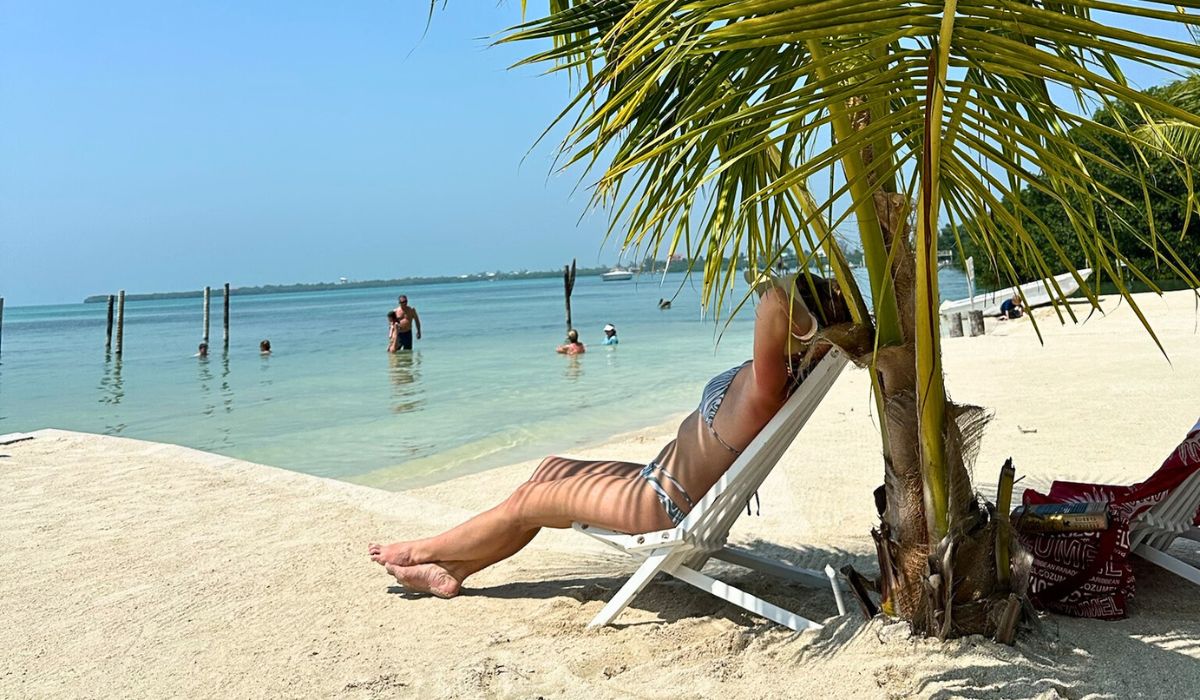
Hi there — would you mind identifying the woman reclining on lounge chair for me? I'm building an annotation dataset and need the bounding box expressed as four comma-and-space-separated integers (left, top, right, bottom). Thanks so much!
367, 277, 854, 597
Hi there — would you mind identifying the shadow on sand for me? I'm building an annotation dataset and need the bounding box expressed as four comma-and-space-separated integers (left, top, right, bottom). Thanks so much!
386, 539, 1200, 698
390, 540, 875, 631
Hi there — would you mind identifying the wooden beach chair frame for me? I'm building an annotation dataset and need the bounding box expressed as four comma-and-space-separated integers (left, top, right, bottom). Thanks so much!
574, 350, 848, 632
1131, 468, 1200, 586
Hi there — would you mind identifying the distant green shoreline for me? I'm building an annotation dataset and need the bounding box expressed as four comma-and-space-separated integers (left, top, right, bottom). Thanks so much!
82, 267, 614, 303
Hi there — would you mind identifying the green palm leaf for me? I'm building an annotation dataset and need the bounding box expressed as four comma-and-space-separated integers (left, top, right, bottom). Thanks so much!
440, 0, 1200, 634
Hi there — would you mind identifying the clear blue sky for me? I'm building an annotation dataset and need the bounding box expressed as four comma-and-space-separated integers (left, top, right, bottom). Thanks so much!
1, 2, 617, 305
1, 3, 1191, 305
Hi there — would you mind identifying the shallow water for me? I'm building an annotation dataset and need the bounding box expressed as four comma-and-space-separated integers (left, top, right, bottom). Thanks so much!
0, 268, 972, 488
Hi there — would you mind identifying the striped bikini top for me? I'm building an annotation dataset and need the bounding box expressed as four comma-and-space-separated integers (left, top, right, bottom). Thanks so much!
697, 360, 752, 453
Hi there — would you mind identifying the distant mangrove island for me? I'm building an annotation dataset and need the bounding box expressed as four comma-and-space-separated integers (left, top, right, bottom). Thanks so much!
82, 265, 619, 303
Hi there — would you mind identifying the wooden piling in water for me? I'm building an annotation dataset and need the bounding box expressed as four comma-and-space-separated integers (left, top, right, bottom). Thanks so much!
563, 259, 577, 333
222, 283, 230, 350
202, 286, 211, 346
0, 297, 5, 359
105, 295, 115, 351
115, 290, 126, 355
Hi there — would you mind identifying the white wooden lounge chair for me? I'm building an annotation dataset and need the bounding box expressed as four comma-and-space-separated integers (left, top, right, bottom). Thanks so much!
574, 349, 848, 632
1131, 468, 1200, 586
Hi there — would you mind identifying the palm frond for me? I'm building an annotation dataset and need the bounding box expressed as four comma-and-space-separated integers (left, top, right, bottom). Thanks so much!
499, 1, 1200, 343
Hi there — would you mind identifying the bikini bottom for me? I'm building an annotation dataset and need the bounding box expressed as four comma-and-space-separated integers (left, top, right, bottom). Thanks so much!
639, 461, 695, 526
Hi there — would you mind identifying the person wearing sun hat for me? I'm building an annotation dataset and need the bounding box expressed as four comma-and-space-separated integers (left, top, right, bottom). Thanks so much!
601, 323, 619, 345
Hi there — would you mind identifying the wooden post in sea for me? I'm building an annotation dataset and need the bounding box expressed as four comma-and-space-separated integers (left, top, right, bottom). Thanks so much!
115, 290, 126, 355
0, 297, 4, 359
563, 258, 577, 333
105, 294, 115, 351
202, 286, 211, 346
222, 283, 230, 350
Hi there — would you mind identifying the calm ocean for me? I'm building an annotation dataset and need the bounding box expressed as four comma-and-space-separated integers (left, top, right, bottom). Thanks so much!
0, 269, 971, 488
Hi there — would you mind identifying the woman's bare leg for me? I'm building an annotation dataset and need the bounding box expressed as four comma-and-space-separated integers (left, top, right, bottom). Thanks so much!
368, 467, 674, 596
528, 455, 644, 482
369, 456, 644, 566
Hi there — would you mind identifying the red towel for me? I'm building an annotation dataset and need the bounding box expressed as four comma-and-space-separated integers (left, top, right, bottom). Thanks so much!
1018, 421, 1200, 619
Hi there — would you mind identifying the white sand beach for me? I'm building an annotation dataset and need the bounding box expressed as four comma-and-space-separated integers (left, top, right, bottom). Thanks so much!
3, 290, 1199, 699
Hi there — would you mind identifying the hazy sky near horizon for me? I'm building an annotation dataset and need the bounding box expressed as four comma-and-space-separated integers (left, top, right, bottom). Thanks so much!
1, 2, 1193, 305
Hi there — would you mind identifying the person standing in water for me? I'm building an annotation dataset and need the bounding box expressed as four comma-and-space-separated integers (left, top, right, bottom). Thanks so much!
601, 324, 619, 345
386, 311, 400, 353
392, 295, 422, 350
556, 328, 586, 355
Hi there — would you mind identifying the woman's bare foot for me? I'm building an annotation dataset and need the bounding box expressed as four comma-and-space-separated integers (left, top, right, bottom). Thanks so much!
384, 562, 462, 598
368, 541, 417, 567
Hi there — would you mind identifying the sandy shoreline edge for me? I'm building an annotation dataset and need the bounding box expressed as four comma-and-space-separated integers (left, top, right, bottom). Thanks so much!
3, 290, 1199, 698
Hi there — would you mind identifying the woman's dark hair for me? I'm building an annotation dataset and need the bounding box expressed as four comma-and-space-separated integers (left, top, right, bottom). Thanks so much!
793, 275, 851, 327
387, 310, 397, 321
260, 339, 271, 351
786, 276, 852, 389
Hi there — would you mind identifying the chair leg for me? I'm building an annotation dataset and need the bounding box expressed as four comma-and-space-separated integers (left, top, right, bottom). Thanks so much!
1135, 544, 1200, 586
588, 551, 674, 628
670, 565, 823, 632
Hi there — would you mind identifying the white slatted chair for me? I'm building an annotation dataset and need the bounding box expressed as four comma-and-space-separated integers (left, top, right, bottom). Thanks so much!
1132, 467, 1200, 585
574, 349, 848, 632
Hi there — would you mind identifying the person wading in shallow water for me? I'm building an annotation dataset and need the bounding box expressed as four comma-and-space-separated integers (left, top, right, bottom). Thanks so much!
392, 295, 422, 350
556, 328, 586, 355
367, 276, 855, 598
386, 311, 400, 354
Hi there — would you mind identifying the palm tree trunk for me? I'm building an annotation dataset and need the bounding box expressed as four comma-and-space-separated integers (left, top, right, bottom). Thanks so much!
869, 192, 1010, 636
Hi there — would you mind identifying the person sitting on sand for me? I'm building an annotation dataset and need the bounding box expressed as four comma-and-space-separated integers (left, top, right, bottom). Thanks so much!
999, 294, 1024, 320
556, 328, 586, 355
368, 276, 854, 598
260, 339, 271, 355
601, 323, 619, 346
386, 311, 400, 353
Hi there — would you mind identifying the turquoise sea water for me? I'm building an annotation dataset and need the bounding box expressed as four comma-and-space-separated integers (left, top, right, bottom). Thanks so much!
0, 269, 971, 488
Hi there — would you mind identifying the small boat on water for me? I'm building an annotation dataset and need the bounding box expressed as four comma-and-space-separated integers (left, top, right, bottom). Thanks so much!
601, 267, 634, 282
939, 268, 1093, 316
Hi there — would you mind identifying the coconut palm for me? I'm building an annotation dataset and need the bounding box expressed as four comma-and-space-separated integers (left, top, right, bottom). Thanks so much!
1140, 73, 1200, 158
478, 2, 1200, 637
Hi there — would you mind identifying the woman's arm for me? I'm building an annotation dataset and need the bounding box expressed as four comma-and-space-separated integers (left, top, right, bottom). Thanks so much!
751, 285, 816, 397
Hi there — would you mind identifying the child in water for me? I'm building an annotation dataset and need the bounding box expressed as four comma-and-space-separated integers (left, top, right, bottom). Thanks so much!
386, 311, 400, 353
